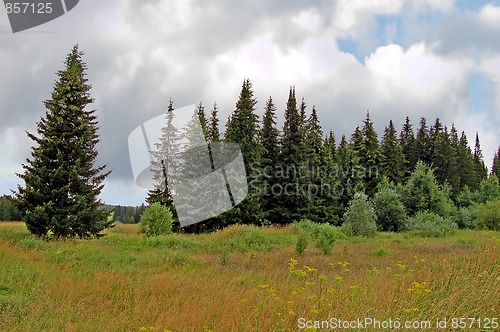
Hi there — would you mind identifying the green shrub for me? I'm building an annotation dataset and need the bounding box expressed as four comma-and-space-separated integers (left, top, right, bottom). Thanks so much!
294, 219, 343, 255
404, 211, 458, 237
342, 192, 377, 237
295, 230, 309, 255
452, 207, 473, 229
138, 203, 173, 237
314, 224, 337, 255
472, 200, 500, 231
372, 187, 407, 232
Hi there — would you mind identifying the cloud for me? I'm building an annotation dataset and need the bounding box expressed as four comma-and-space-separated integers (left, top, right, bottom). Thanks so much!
0, 0, 499, 204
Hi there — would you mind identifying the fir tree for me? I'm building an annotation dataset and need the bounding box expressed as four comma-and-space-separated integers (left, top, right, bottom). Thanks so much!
457, 131, 475, 190
208, 102, 221, 142
472, 133, 488, 186
259, 97, 281, 222
14, 45, 112, 239
359, 111, 382, 196
400, 116, 416, 175
492, 146, 500, 178
414, 117, 431, 165
260, 97, 280, 166
146, 98, 180, 224
223, 79, 263, 224
324, 130, 337, 162
381, 120, 405, 184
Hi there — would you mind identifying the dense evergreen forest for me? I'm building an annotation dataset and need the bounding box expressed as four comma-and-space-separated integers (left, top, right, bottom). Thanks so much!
146, 79, 500, 232
2, 78, 499, 232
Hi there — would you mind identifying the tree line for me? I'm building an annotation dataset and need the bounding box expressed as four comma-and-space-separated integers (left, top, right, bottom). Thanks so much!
3, 46, 498, 238
148, 79, 500, 232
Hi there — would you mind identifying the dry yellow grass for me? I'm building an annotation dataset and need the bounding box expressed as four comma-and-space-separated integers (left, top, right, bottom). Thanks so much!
0, 222, 498, 331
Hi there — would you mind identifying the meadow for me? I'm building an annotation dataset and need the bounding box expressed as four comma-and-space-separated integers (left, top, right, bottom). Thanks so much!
0, 222, 498, 331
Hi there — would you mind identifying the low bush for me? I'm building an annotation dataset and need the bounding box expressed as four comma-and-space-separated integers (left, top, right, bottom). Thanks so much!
342, 192, 377, 238
294, 219, 343, 255
138, 203, 173, 237
403, 211, 458, 237
472, 200, 500, 231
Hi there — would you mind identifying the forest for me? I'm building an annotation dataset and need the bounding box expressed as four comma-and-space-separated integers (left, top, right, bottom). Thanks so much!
145, 79, 500, 233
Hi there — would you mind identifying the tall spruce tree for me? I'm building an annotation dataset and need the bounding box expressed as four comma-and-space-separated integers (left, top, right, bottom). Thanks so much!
457, 131, 475, 190
415, 117, 431, 165
14, 45, 112, 238
223, 79, 263, 224
146, 99, 180, 220
324, 130, 337, 162
492, 146, 500, 178
400, 116, 416, 175
472, 133, 488, 186
381, 120, 405, 184
259, 97, 281, 221
359, 111, 382, 196
275, 87, 308, 223
208, 102, 221, 142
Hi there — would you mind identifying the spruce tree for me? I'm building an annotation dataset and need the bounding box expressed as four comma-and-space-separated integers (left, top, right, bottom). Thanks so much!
359, 111, 382, 196
457, 131, 475, 190
381, 120, 405, 184
275, 87, 307, 223
400, 116, 416, 175
472, 133, 488, 186
208, 102, 221, 142
492, 146, 500, 178
337, 134, 364, 214
324, 131, 337, 162
14, 45, 112, 239
223, 79, 263, 224
146, 98, 180, 221
259, 97, 281, 221
415, 117, 431, 165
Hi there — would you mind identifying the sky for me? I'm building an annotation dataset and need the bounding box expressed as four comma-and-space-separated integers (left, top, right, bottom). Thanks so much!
0, 0, 499, 206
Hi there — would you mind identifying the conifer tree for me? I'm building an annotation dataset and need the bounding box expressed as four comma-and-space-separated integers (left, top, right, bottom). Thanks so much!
457, 131, 475, 190
223, 79, 263, 224
208, 102, 221, 142
274, 87, 308, 223
359, 111, 382, 196
381, 120, 405, 184
260, 97, 280, 166
414, 117, 431, 165
400, 116, 416, 175
336, 134, 364, 213
259, 97, 281, 221
472, 133, 488, 186
146, 99, 180, 221
14, 45, 112, 238
492, 146, 500, 178
324, 131, 337, 162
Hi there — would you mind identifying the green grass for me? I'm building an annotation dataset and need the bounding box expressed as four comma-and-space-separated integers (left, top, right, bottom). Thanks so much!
0, 222, 498, 331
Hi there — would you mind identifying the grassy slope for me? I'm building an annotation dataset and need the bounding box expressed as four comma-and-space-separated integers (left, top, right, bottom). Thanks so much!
0, 222, 498, 331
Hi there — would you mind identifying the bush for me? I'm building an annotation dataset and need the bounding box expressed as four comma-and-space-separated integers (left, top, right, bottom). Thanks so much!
342, 192, 377, 237
399, 162, 456, 218
452, 207, 473, 229
294, 219, 343, 255
295, 230, 309, 255
138, 203, 173, 237
314, 224, 337, 255
472, 200, 500, 231
372, 187, 407, 232
403, 211, 458, 237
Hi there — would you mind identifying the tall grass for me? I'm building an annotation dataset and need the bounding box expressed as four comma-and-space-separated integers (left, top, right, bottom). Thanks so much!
0, 222, 498, 331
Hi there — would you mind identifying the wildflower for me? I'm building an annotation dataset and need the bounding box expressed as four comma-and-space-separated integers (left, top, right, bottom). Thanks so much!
318, 274, 327, 281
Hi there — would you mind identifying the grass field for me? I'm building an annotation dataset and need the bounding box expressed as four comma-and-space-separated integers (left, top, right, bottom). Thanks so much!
0, 222, 498, 331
